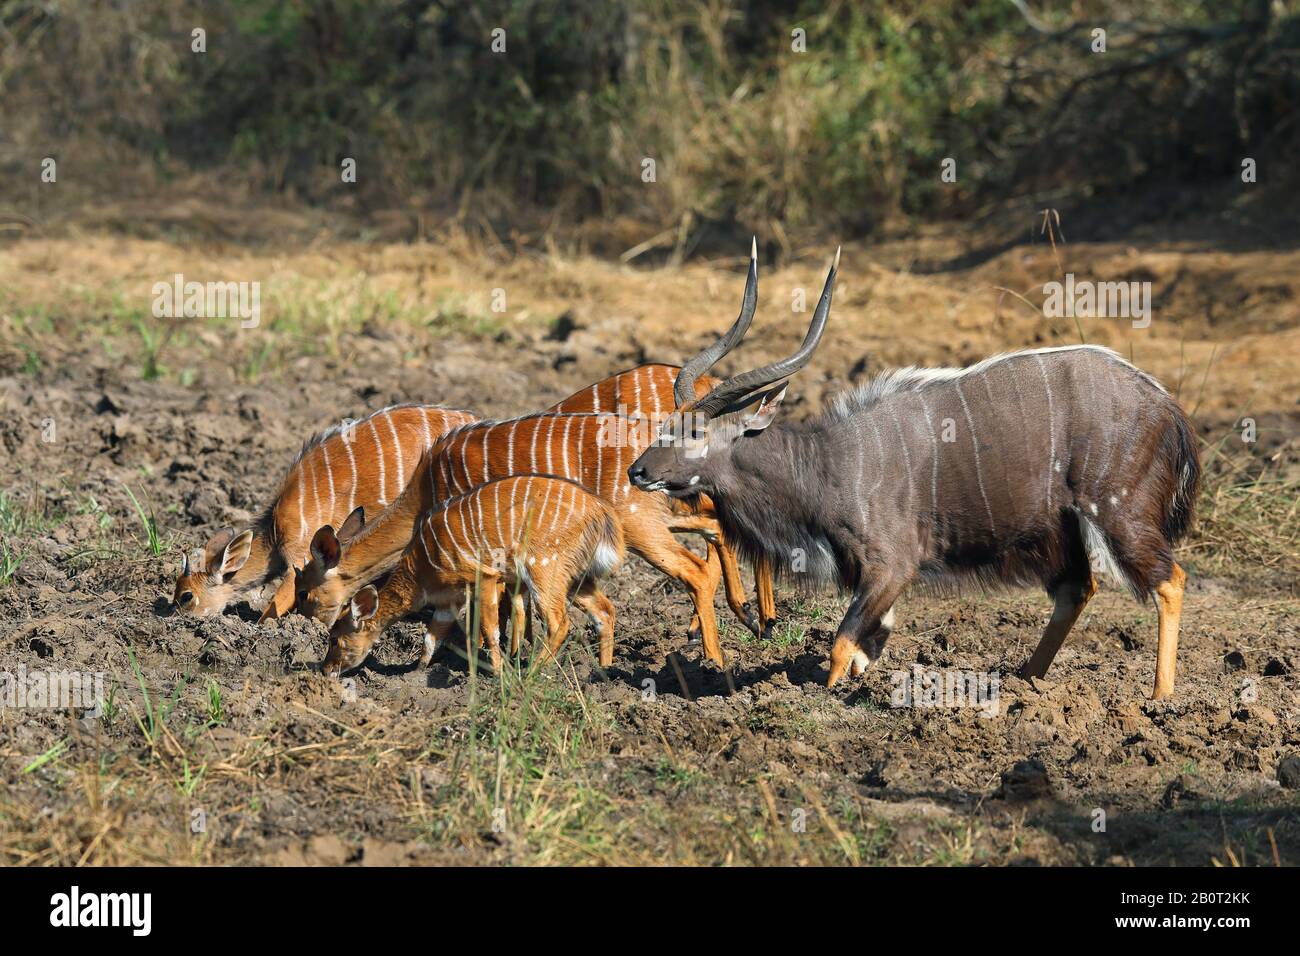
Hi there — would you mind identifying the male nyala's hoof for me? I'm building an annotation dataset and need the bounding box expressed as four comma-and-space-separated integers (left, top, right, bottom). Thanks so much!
826, 637, 872, 687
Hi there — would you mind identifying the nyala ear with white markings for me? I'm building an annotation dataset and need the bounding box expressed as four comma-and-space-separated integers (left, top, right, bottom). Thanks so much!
219, 529, 254, 581
351, 586, 379, 623
202, 528, 236, 575
310, 525, 342, 570
741, 383, 788, 434
338, 506, 365, 543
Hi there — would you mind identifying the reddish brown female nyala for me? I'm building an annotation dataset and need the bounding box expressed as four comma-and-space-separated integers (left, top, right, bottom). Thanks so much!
302, 408, 736, 667
171, 404, 477, 620
629, 246, 1200, 699
546, 360, 777, 638
323, 475, 624, 676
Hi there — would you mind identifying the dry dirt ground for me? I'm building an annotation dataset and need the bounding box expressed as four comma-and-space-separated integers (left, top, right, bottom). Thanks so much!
0, 226, 1297, 865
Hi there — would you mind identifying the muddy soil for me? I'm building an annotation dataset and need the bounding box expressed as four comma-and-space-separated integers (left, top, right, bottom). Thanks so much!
1, 234, 1297, 865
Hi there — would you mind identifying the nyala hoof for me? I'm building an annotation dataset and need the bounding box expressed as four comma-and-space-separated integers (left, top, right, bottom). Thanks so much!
827, 637, 872, 687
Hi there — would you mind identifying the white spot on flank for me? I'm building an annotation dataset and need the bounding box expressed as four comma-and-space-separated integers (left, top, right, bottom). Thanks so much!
1089, 502, 1098, 515
689, 475, 700, 485
1109, 495, 1119, 506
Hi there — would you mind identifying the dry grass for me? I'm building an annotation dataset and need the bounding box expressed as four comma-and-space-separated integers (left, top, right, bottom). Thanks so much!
1186, 447, 1300, 593
0, 645, 1001, 866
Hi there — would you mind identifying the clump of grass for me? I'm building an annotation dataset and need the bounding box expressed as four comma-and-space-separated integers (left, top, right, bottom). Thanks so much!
123, 485, 162, 557
206, 680, 225, 726
19, 345, 41, 374
429, 293, 507, 339
21, 739, 69, 775
0, 538, 25, 586
1184, 426, 1299, 593
127, 649, 167, 746
0, 490, 40, 585
1190, 470, 1299, 591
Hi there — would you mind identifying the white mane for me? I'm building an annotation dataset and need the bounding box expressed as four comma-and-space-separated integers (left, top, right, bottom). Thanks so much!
829, 344, 1167, 419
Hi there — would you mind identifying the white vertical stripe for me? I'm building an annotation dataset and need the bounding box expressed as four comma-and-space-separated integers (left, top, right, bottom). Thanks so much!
492, 480, 503, 550
474, 482, 486, 551
507, 477, 518, 547
321, 441, 336, 518
595, 417, 604, 495
369, 418, 388, 506
550, 481, 566, 532
460, 430, 473, 491
536, 481, 552, 540
384, 411, 404, 494
918, 395, 939, 517
419, 516, 437, 571
613, 437, 623, 499
439, 505, 459, 564
576, 417, 585, 481
343, 432, 357, 516
954, 381, 997, 535
306, 451, 320, 530
1034, 353, 1056, 511
888, 408, 914, 507
561, 417, 573, 478
296, 457, 308, 539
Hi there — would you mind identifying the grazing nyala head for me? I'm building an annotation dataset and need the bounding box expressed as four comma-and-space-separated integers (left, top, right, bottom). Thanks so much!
322, 585, 381, 677
172, 527, 254, 616
628, 242, 837, 499
295, 506, 365, 625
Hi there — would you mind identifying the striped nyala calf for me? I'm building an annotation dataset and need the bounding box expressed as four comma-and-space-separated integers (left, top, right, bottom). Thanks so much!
322, 475, 624, 677
171, 404, 478, 620
629, 246, 1200, 699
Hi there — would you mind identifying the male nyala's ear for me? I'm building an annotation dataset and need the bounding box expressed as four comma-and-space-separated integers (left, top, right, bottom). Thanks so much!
219, 529, 254, 580
310, 525, 342, 570
351, 586, 379, 623
742, 382, 788, 434
338, 506, 365, 542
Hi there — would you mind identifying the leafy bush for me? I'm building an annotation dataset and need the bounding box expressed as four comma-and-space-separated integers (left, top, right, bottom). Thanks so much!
1, 0, 1294, 244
